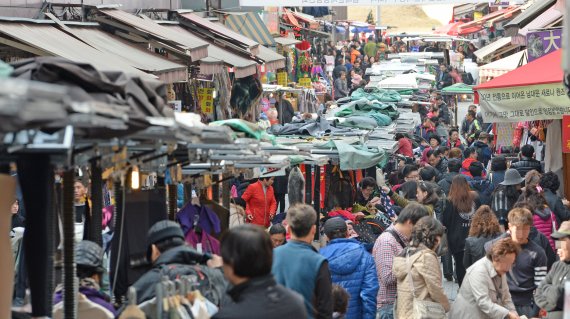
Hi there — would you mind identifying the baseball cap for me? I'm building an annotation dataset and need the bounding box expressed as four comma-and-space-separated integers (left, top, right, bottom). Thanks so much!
552, 221, 570, 239
324, 217, 347, 237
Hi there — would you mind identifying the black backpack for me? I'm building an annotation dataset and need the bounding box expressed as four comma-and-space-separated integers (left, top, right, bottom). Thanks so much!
462, 72, 474, 85
159, 263, 226, 306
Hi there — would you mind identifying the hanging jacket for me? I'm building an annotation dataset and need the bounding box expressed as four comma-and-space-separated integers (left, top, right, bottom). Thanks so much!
176, 203, 221, 236
320, 238, 378, 319
535, 260, 570, 319
533, 207, 557, 251
185, 229, 220, 255
288, 167, 305, 206
242, 181, 277, 228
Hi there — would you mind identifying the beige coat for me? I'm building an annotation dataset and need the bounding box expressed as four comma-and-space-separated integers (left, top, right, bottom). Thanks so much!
449, 257, 515, 319
392, 245, 450, 319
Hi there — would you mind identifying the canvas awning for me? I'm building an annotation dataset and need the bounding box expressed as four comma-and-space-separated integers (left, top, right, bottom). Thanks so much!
164, 25, 257, 78
479, 50, 527, 79
178, 13, 259, 55
96, 9, 208, 61
434, 21, 465, 36
68, 26, 188, 82
475, 50, 567, 123
224, 12, 276, 46
441, 83, 474, 95
0, 22, 152, 78
256, 45, 285, 72
519, 7, 562, 37
273, 37, 300, 46
474, 37, 514, 61
505, 0, 557, 35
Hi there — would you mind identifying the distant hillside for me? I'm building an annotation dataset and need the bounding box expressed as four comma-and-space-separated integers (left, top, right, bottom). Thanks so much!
348, 5, 445, 34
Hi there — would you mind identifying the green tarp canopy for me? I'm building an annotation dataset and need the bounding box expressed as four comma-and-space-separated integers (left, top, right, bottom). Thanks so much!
0, 60, 13, 78
441, 83, 474, 95
316, 140, 387, 170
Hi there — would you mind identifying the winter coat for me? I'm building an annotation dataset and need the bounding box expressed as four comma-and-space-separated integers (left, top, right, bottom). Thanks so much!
510, 156, 543, 177
437, 172, 459, 195
320, 238, 378, 319
473, 141, 492, 167
242, 181, 277, 228
535, 260, 570, 319
533, 207, 557, 251
489, 170, 506, 189
463, 235, 500, 270
469, 177, 494, 206
392, 245, 450, 319
334, 78, 349, 99
288, 166, 305, 206
449, 257, 516, 319
441, 200, 477, 254
54, 279, 116, 316
544, 189, 570, 225
530, 226, 557, 270
213, 275, 308, 319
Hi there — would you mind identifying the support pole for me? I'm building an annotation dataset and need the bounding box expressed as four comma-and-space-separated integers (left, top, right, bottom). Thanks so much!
90, 159, 103, 246
313, 165, 321, 241
62, 169, 78, 319
305, 165, 312, 205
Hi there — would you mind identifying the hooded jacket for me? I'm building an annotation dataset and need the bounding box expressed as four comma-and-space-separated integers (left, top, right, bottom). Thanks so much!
473, 141, 492, 167
392, 245, 450, 319
535, 260, 570, 319
533, 207, 557, 251
320, 238, 378, 319
469, 177, 494, 206
242, 180, 277, 227
213, 275, 308, 319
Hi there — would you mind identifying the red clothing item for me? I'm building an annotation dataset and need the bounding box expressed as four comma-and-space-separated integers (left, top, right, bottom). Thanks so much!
461, 158, 476, 178
328, 209, 356, 222
396, 138, 413, 158
242, 181, 277, 228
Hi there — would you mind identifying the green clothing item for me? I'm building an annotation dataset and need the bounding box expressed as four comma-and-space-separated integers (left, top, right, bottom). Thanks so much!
389, 192, 434, 216
350, 87, 402, 103
316, 140, 387, 170
334, 98, 399, 120
0, 60, 13, 78
363, 42, 378, 59
210, 119, 275, 143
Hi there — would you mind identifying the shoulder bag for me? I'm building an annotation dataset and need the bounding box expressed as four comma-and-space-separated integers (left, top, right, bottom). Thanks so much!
406, 248, 446, 319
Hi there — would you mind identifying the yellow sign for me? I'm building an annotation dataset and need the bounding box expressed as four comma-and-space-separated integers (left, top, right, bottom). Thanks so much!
474, 11, 483, 20
299, 77, 312, 88
277, 72, 288, 86
198, 88, 214, 115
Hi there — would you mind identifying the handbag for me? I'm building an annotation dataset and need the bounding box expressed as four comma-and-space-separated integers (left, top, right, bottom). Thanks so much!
406, 248, 446, 319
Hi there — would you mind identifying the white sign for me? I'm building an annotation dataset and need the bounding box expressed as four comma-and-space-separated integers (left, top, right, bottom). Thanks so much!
240, 0, 489, 6
478, 83, 570, 123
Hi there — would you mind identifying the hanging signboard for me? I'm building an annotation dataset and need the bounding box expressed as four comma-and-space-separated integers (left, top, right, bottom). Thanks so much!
563, 115, 570, 153
478, 83, 569, 123
299, 77, 312, 88
527, 28, 562, 62
197, 88, 214, 115
240, 0, 489, 5
277, 72, 288, 86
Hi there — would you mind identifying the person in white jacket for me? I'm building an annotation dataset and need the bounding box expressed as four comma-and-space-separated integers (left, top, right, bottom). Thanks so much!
449, 237, 521, 319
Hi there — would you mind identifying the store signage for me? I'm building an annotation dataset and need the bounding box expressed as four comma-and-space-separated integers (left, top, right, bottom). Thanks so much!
277, 72, 288, 86
197, 88, 214, 115
563, 115, 570, 153
527, 28, 562, 62
489, 1, 509, 7
478, 83, 570, 123
240, 0, 489, 5
196, 74, 214, 82
299, 77, 312, 88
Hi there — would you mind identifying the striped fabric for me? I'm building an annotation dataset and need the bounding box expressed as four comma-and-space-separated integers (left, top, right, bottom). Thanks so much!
224, 12, 276, 47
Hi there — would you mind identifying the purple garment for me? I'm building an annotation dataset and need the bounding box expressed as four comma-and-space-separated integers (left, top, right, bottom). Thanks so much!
185, 230, 220, 255
54, 286, 116, 316
176, 203, 221, 236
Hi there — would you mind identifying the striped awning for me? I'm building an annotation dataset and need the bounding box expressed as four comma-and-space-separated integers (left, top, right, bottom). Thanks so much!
224, 12, 276, 47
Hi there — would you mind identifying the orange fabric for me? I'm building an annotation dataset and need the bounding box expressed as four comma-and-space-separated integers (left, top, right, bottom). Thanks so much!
350, 49, 361, 64
242, 181, 277, 228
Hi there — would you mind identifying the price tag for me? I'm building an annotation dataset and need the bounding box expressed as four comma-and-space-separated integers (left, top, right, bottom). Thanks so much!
198, 88, 214, 115
299, 77, 312, 88
277, 72, 288, 86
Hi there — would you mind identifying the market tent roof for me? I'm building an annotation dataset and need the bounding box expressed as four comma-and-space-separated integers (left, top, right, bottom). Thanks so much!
273, 37, 300, 46
441, 83, 474, 95
479, 50, 527, 78
256, 45, 285, 72
224, 12, 275, 46
0, 22, 152, 78
68, 26, 188, 82
434, 21, 464, 36
475, 49, 562, 90
164, 25, 257, 78
505, 0, 557, 33
178, 13, 259, 55
96, 9, 208, 61
474, 37, 513, 60
453, 3, 487, 17
518, 7, 562, 37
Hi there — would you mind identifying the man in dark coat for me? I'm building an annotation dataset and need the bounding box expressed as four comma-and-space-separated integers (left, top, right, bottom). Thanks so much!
511, 144, 543, 177
438, 159, 461, 195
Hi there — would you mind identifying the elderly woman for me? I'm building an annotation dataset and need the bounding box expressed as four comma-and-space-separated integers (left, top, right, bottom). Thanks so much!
392, 216, 450, 318
449, 237, 521, 319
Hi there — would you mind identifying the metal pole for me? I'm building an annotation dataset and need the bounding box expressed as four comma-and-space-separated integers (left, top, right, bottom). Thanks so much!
63, 169, 78, 319
376, 5, 381, 27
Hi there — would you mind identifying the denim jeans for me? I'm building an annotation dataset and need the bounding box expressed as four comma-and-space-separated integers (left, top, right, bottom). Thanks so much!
377, 304, 394, 319
515, 302, 539, 318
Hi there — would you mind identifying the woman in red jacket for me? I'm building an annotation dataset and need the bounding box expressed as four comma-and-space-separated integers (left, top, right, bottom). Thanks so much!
242, 177, 278, 228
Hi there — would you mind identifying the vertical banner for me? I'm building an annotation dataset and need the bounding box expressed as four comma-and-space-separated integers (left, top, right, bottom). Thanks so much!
198, 88, 214, 115
563, 115, 570, 153
277, 72, 288, 86
527, 28, 562, 62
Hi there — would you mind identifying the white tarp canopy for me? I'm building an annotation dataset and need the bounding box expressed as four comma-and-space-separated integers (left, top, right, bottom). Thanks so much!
240, 0, 489, 6
378, 74, 419, 89
479, 50, 527, 79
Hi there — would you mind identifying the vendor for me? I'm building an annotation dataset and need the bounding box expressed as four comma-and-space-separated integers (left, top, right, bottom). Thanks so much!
334, 71, 349, 100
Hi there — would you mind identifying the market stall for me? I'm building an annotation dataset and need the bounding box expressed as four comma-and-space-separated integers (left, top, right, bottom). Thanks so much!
441, 83, 475, 127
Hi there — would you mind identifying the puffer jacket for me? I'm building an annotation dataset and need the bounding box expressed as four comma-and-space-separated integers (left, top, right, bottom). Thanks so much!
533, 207, 557, 251
463, 235, 500, 270
241, 181, 277, 228
535, 260, 570, 319
438, 172, 458, 195
392, 245, 450, 319
320, 238, 378, 319
510, 156, 542, 177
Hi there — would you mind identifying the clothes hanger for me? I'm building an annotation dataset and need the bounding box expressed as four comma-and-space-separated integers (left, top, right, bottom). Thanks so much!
118, 287, 146, 319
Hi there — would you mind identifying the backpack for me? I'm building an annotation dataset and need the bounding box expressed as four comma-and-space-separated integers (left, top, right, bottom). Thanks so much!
158, 263, 226, 306
462, 72, 474, 85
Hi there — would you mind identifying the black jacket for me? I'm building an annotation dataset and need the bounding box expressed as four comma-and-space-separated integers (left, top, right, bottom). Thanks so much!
510, 156, 543, 177
214, 275, 308, 319
535, 260, 570, 319
434, 157, 449, 182
437, 172, 459, 195
463, 235, 499, 270
131, 245, 220, 304
543, 189, 570, 225
530, 226, 557, 270
441, 200, 478, 254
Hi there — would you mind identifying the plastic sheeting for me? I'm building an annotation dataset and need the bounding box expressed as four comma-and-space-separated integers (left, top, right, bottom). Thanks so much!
316, 140, 387, 170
